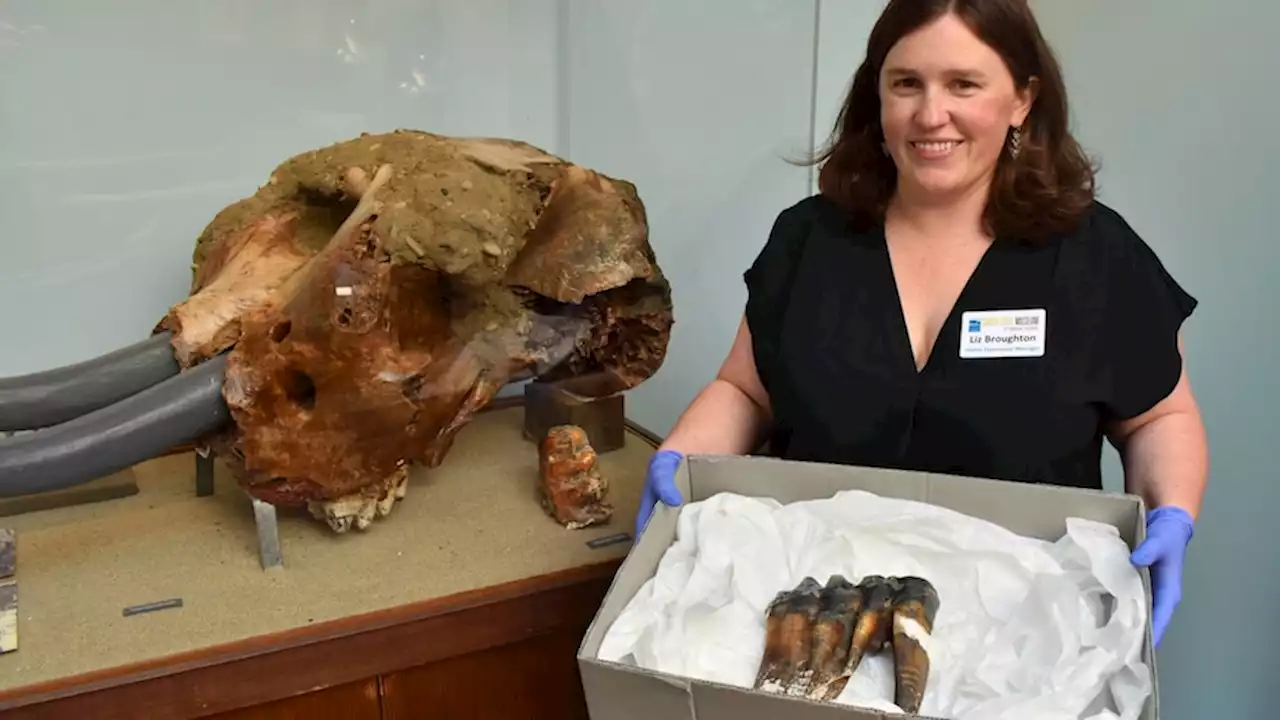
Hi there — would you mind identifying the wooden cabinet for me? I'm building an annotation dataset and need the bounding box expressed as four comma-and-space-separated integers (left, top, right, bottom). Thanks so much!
209, 681, 382, 720
380, 625, 593, 720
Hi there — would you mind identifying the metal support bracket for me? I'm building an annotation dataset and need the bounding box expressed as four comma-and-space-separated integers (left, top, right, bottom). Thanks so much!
251, 496, 283, 570
195, 447, 215, 497
192, 448, 282, 570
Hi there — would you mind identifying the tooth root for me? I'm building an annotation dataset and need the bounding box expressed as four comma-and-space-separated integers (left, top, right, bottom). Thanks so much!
754, 588, 797, 690
843, 575, 896, 679
803, 575, 863, 701
778, 577, 823, 695
890, 577, 940, 715
754, 577, 823, 694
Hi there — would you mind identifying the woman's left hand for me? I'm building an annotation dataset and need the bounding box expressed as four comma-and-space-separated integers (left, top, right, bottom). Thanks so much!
1130, 506, 1195, 647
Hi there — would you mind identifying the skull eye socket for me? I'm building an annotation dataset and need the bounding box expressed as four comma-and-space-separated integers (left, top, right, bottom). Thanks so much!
281, 369, 317, 411
270, 321, 292, 342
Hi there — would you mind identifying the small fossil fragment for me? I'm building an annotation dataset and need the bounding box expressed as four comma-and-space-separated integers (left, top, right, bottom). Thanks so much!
538, 424, 613, 529
890, 576, 940, 714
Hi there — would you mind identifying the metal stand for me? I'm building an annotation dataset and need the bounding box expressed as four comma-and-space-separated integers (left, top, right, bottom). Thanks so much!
193, 448, 283, 570
195, 448, 215, 497
252, 496, 283, 570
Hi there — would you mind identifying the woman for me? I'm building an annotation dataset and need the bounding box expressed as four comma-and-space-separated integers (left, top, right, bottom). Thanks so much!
635, 0, 1207, 648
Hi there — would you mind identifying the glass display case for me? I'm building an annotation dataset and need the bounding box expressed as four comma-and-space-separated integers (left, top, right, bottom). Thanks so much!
0, 1, 823, 716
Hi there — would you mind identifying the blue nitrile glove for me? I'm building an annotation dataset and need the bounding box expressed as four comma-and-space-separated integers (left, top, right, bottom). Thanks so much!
1130, 506, 1194, 647
635, 449, 684, 538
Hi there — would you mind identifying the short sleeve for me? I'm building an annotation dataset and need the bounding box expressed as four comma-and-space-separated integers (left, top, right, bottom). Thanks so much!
743, 200, 812, 395
1097, 206, 1199, 421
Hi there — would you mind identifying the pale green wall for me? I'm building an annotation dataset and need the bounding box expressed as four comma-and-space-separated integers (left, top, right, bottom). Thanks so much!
1028, 2, 1279, 717
556, 0, 818, 434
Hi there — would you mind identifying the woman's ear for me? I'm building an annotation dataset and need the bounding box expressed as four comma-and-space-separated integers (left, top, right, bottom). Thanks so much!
1013, 76, 1040, 127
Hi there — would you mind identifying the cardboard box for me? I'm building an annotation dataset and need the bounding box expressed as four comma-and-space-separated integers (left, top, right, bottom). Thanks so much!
577, 454, 1160, 719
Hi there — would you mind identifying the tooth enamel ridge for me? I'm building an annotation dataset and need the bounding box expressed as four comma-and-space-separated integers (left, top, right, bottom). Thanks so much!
752, 573, 940, 714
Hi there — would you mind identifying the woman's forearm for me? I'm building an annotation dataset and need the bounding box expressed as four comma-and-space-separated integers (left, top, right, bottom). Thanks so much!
658, 378, 772, 456
1117, 408, 1209, 520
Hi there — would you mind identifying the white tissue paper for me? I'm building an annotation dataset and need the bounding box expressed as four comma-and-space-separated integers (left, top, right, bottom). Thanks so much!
597, 491, 1153, 719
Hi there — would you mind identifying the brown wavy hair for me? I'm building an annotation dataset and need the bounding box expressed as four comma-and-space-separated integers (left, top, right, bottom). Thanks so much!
810, 0, 1097, 241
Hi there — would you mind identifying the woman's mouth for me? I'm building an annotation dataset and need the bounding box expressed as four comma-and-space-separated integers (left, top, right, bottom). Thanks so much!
910, 140, 962, 159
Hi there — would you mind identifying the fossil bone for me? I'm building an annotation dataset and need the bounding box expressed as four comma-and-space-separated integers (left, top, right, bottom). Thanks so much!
538, 424, 613, 529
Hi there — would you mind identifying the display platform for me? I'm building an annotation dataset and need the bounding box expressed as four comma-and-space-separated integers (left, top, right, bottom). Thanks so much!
0, 399, 657, 719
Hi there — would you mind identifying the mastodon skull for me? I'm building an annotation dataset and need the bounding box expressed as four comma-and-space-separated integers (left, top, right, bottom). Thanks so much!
155, 130, 673, 531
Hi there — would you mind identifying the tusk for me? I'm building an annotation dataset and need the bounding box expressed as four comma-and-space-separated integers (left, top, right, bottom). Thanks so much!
0, 331, 180, 432
0, 352, 230, 497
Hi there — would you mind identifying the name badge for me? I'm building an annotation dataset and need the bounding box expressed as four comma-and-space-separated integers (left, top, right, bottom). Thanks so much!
959, 309, 1046, 359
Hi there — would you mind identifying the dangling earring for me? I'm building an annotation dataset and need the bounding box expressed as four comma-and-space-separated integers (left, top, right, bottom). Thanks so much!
1008, 126, 1022, 159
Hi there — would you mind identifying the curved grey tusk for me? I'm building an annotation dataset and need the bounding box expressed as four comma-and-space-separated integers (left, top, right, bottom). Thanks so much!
0, 353, 230, 498
0, 331, 182, 432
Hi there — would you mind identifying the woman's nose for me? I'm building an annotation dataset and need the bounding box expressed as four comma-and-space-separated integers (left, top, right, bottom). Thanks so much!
914, 89, 951, 129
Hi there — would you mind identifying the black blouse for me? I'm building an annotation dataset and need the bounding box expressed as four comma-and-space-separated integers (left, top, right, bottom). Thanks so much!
743, 194, 1198, 491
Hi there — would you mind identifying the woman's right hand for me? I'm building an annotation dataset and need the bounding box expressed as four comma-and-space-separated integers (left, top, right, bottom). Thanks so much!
634, 449, 684, 538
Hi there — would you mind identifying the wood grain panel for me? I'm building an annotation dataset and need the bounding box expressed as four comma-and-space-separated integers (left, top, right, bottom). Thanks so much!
206, 680, 381, 720
382, 624, 592, 720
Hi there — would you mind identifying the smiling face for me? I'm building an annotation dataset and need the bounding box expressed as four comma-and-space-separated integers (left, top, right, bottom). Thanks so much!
879, 11, 1035, 205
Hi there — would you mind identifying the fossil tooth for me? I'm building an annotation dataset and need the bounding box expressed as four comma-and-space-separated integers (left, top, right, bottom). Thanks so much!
890, 576, 941, 715
803, 574, 864, 701
844, 575, 897, 680
753, 576, 823, 694
756, 573, 942, 710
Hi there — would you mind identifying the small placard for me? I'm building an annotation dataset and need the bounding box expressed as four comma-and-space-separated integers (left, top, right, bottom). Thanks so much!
0, 581, 16, 653
123, 597, 184, 617
0, 529, 13, 579
586, 532, 632, 550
